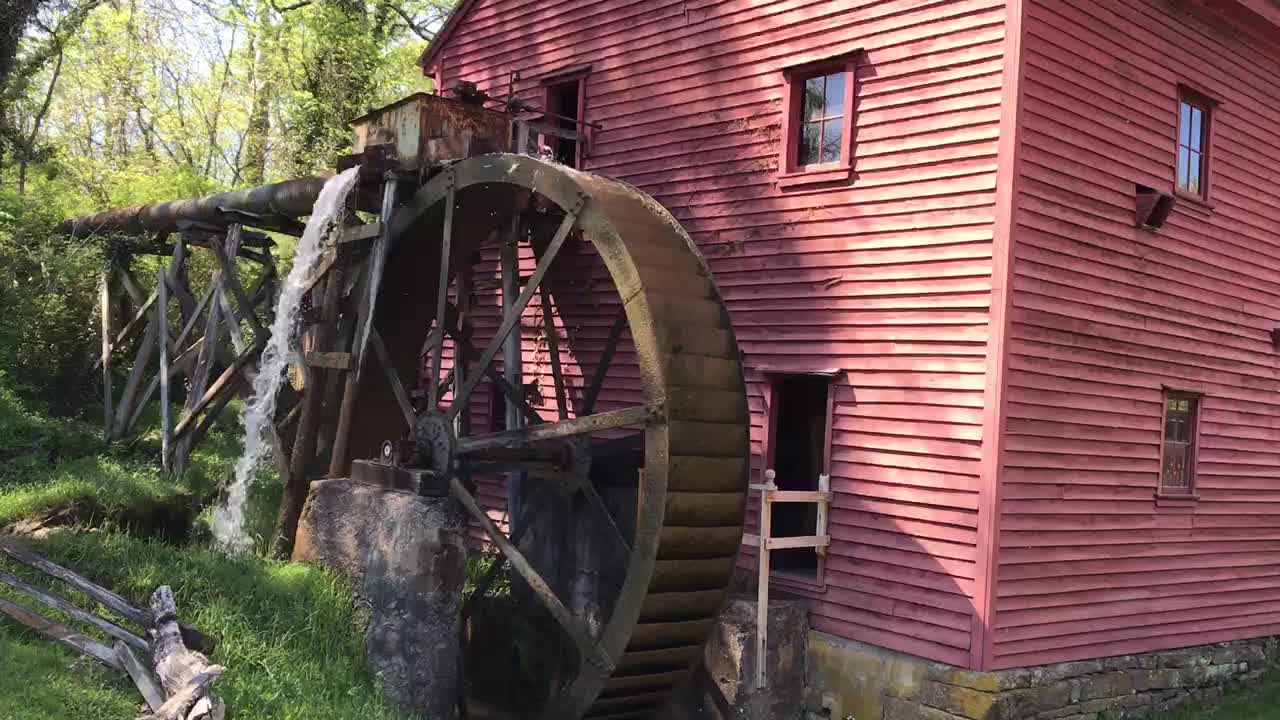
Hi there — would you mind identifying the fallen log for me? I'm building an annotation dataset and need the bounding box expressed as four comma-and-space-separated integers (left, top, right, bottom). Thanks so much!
148, 586, 225, 720
0, 595, 123, 670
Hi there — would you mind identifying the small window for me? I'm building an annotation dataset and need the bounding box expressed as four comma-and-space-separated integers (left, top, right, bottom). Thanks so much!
768, 375, 832, 580
798, 72, 846, 166
1176, 89, 1213, 199
1161, 392, 1200, 494
545, 77, 584, 168
779, 54, 857, 182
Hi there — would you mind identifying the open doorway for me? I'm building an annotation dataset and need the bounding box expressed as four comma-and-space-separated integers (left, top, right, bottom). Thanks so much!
768, 375, 831, 579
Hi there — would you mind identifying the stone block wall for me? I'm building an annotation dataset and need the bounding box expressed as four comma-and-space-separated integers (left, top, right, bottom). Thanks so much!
809, 633, 1278, 720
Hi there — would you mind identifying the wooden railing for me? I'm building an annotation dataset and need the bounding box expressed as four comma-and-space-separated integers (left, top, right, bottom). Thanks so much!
740, 468, 832, 687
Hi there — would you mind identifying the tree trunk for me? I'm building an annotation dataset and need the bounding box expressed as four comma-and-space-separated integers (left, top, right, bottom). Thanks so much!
241, 1, 275, 187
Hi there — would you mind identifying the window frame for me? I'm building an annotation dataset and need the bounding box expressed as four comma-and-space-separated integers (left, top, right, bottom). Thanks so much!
1173, 85, 1217, 206
539, 67, 590, 169
759, 368, 843, 591
778, 54, 858, 189
1158, 388, 1203, 500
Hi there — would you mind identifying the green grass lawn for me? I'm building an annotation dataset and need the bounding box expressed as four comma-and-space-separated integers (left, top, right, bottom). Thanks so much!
1165, 673, 1280, 720
0, 380, 396, 720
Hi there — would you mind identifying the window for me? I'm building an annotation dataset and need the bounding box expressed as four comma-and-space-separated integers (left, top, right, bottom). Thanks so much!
779, 54, 857, 186
798, 72, 846, 166
1176, 88, 1214, 200
1160, 391, 1200, 494
767, 375, 832, 580
544, 76, 585, 168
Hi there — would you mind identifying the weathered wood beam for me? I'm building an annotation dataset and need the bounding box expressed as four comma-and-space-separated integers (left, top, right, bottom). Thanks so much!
159, 267, 171, 474
101, 271, 114, 440
146, 586, 225, 720
112, 315, 159, 441
173, 338, 264, 440
0, 540, 215, 655
116, 641, 166, 713
0, 568, 149, 652
126, 339, 202, 437
455, 404, 660, 454
0, 596, 123, 670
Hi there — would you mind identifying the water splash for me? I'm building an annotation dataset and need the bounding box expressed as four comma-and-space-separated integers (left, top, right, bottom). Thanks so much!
212, 167, 362, 552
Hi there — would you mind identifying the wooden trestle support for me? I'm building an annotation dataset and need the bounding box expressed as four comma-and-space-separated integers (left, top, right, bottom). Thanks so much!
74, 154, 750, 720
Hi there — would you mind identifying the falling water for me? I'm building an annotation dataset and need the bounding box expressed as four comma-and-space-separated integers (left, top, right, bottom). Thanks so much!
211, 167, 362, 552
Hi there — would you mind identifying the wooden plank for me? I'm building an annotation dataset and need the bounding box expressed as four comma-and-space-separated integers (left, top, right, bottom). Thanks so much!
173, 339, 264, 440
426, 181, 455, 406
0, 539, 215, 653
765, 535, 832, 550
0, 568, 149, 652
330, 178, 399, 478
118, 265, 148, 308
126, 339, 202, 437
539, 283, 568, 420
209, 223, 266, 337
816, 473, 831, 557
456, 404, 660, 453
115, 641, 166, 713
303, 351, 353, 370
756, 476, 772, 688
112, 315, 159, 441
159, 267, 171, 474
110, 290, 159, 353
338, 221, 383, 244
100, 271, 113, 440
0, 596, 123, 670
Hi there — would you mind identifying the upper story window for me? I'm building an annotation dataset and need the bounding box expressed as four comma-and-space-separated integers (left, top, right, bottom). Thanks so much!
1160, 391, 1200, 494
779, 53, 858, 188
1176, 87, 1214, 200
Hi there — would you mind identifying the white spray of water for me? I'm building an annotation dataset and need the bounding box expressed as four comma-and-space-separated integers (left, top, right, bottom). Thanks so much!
212, 167, 362, 552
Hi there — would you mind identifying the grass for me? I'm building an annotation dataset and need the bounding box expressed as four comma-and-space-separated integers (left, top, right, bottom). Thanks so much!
0, 379, 396, 720
0, 383, 237, 532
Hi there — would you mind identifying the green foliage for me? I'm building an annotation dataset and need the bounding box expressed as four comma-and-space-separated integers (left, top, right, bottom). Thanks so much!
0, 533, 399, 720
1166, 671, 1280, 720
0, 192, 104, 410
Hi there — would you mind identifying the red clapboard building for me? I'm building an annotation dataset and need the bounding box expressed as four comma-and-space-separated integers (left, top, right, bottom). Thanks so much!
417, 0, 1280, 688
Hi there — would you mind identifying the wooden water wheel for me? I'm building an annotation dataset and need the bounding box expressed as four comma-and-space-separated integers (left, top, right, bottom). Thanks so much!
347, 154, 750, 720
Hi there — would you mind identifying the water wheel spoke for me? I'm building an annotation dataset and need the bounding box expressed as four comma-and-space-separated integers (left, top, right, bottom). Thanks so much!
576, 477, 631, 557
446, 327, 544, 427
581, 306, 627, 417
367, 327, 416, 428
450, 477, 614, 675
455, 403, 661, 455
426, 182, 455, 405
447, 198, 585, 419
539, 284, 569, 421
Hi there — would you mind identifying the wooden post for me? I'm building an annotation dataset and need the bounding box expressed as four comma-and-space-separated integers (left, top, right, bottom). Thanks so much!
329, 178, 397, 478
273, 261, 344, 559
158, 267, 171, 476
175, 225, 239, 472
100, 270, 114, 441
113, 315, 159, 441
755, 470, 775, 689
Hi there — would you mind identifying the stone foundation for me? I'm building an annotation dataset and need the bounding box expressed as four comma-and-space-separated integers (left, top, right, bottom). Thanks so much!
808, 633, 1279, 720
294, 478, 467, 720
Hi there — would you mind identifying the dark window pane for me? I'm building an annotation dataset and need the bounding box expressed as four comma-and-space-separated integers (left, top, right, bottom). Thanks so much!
799, 121, 821, 166
824, 72, 846, 117
1189, 106, 1203, 152
1177, 147, 1191, 190
1179, 102, 1192, 148
821, 118, 843, 163
804, 76, 826, 122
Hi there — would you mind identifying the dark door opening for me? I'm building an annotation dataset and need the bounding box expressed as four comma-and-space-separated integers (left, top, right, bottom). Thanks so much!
546, 79, 581, 168
769, 375, 830, 578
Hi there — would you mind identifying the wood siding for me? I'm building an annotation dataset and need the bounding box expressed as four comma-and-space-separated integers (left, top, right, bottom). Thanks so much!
995, 0, 1280, 669
431, 0, 1012, 667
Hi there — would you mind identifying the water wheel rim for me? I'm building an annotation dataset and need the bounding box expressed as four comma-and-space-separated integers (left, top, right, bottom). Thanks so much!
386, 154, 750, 719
